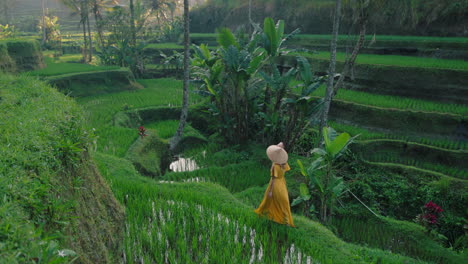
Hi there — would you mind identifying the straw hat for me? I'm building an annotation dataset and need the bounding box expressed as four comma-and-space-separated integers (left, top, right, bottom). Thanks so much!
266, 143, 288, 164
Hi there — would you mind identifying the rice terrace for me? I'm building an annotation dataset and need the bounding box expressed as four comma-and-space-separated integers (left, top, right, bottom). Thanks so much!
1, 0, 467, 263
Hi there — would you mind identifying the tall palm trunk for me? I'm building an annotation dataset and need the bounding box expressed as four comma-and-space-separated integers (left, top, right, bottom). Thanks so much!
80, 0, 88, 62
318, 0, 341, 145
86, 6, 93, 62
92, 0, 104, 48
41, 0, 46, 45
129, 0, 137, 47
170, 0, 190, 152
333, 19, 367, 95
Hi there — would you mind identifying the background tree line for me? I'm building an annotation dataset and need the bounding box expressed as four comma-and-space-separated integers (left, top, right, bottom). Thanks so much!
190, 0, 468, 37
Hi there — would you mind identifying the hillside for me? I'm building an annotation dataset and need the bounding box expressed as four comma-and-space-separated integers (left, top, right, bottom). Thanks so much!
0, 74, 124, 263
95, 152, 431, 263
2, 1, 466, 261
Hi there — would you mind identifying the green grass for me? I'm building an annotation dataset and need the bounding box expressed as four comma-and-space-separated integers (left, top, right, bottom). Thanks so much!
42, 51, 91, 63
145, 43, 184, 49
305, 84, 468, 116
294, 34, 468, 43
292, 81, 467, 117
146, 120, 204, 140
94, 152, 428, 264
29, 57, 120, 76
300, 51, 468, 70
333, 215, 465, 264
77, 78, 202, 157
0, 74, 88, 263
164, 161, 271, 193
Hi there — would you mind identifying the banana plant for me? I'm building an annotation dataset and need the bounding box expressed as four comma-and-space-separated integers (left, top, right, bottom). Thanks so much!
261, 17, 300, 58
191, 28, 267, 144
293, 127, 357, 223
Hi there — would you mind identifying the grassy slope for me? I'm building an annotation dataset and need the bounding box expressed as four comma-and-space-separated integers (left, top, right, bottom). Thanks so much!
75, 75, 464, 263
77, 75, 464, 179
94, 152, 427, 264
78, 78, 203, 157
0, 74, 124, 263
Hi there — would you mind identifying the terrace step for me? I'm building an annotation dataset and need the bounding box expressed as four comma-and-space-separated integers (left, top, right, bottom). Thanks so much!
362, 160, 466, 181
45, 69, 142, 97
329, 99, 467, 141
352, 139, 467, 180
281, 55, 468, 104
191, 34, 468, 58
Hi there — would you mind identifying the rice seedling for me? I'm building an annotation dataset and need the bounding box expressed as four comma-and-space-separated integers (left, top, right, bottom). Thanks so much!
164, 161, 270, 193
145, 120, 204, 140
145, 43, 185, 50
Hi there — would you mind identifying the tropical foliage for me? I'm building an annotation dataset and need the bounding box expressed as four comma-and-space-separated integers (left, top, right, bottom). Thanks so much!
37, 15, 62, 54
0, 23, 15, 38
294, 127, 356, 223
192, 18, 323, 148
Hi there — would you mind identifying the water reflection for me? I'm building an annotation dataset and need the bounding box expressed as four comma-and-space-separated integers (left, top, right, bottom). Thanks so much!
169, 157, 199, 172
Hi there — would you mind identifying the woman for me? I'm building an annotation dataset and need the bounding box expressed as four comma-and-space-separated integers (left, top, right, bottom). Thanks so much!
254, 142, 295, 227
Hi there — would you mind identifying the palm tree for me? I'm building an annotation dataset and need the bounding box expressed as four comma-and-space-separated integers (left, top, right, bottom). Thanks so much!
91, 0, 119, 47
333, 0, 385, 95
169, 0, 189, 151
318, 0, 341, 145
41, 0, 47, 45
59, 0, 92, 62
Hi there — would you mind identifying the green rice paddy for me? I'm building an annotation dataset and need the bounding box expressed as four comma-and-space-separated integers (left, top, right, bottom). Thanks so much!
300, 51, 468, 70
309, 85, 468, 116
74, 70, 465, 263
94, 152, 428, 264
329, 121, 467, 151
29, 57, 120, 76
77, 78, 202, 157
190, 33, 468, 43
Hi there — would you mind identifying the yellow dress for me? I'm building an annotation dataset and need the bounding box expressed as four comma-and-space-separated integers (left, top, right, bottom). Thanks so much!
254, 163, 295, 227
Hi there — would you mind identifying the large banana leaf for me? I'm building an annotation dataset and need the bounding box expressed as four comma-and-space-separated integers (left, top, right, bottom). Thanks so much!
297, 56, 313, 84
216, 28, 239, 49
299, 183, 311, 198
297, 159, 307, 178
263, 17, 276, 55
327, 132, 351, 158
